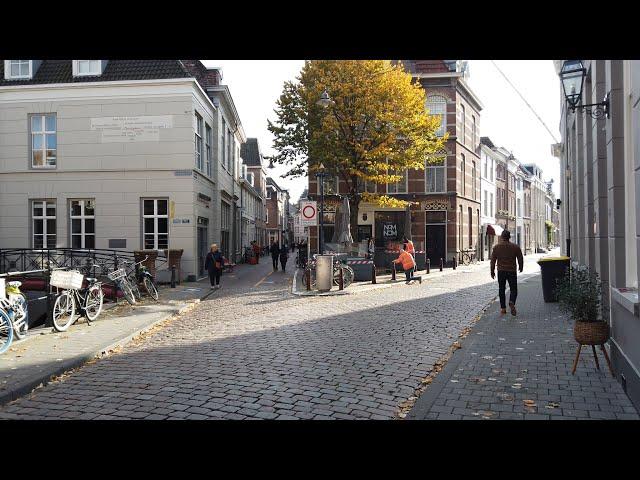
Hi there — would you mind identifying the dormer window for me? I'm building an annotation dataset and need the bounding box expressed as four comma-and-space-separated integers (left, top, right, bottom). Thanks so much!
73, 60, 103, 77
4, 60, 33, 80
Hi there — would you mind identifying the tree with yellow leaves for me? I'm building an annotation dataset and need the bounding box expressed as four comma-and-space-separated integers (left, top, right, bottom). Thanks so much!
267, 60, 447, 238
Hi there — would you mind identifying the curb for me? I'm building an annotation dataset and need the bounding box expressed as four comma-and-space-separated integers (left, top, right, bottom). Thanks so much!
0, 299, 198, 407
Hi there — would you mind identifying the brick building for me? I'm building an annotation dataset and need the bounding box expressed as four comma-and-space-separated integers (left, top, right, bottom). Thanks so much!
265, 177, 289, 246
307, 60, 483, 265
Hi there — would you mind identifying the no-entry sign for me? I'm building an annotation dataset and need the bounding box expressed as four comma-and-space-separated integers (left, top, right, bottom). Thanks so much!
300, 201, 318, 227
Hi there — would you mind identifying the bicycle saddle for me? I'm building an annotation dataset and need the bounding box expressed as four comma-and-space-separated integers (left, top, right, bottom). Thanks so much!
86, 277, 97, 283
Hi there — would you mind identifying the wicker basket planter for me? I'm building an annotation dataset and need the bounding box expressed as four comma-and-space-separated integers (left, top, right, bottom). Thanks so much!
574, 321, 609, 345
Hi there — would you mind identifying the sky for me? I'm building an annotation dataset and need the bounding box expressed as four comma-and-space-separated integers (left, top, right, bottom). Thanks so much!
201, 60, 562, 201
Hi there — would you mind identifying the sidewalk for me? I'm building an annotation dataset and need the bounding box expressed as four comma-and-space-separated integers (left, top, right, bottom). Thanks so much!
0, 283, 206, 406
408, 274, 639, 420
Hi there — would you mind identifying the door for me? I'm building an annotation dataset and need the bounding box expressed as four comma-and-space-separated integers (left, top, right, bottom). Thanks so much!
197, 225, 208, 277
356, 225, 372, 242
426, 225, 446, 264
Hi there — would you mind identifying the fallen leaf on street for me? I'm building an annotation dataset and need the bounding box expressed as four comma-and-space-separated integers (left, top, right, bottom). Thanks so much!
452, 341, 462, 350
523, 400, 537, 407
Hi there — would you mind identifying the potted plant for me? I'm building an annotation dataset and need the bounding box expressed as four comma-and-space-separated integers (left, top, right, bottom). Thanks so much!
556, 266, 609, 345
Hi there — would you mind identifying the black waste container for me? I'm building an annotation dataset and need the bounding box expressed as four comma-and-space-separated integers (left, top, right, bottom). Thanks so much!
537, 256, 570, 302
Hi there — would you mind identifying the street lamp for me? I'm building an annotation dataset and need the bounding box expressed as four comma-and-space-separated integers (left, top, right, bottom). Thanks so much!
316, 89, 335, 108
559, 60, 610, 119
315, 162, 327, 254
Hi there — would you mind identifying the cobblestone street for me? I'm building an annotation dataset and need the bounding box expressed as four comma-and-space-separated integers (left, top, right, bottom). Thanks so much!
0, 255, 523, 420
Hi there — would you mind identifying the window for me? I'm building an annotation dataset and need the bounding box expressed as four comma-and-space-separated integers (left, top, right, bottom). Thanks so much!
483, 154, 488, 179
490, 159, 494, 181
490, 193, 494, 217
32, 200, 56, 249
31, 114, 56, 168
142, 199, 168, 250
247, 172, 254, 186
195, 113, 203, 171
472, 115, 476, 149
460, 104, 466, 145
460, 154, 466, 196
459, 206, 463, 251
484, 190, 488, 216
205, 124, 212, 177
387, 167, 407, 194
6, 60, 31, 79
321, 175, 338, 195
74, 60, 102, 76
426, 151, 446, 193
357, 176, 377, 193
426, 95, 447, 137
266, 187, 272, 199
221, 118, 227, 171
517, 198, 522, 217
472, 161, 476, 200
70, 200, 95, 249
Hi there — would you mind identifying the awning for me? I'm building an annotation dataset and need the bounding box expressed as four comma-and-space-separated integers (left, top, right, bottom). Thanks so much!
486, 224, 504, 236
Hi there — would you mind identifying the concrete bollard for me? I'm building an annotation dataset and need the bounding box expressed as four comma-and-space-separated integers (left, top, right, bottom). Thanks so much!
305, 268, 311, 291
452, 256, 457, 270
171, 266, 177, 288
371, 263, 377, 284
426, 258, 430, 274
391, 262, 396, 281
339, 267, 344, 290
440, 258, 443, 272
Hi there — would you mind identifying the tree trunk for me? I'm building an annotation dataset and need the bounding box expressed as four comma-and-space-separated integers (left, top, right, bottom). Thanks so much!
349, 195, 360, 244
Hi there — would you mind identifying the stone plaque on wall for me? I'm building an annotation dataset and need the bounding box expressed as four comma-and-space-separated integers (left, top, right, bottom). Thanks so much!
91, 115, 173, 142
108, 239, 127, 248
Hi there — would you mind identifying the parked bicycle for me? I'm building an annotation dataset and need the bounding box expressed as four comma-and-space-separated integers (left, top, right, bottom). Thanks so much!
121, 257, 159, 301
106, 265, 137, 305
306, 256, 354, 289
50, 269, 104, 332
461, 248, 479, 266
0, 278, 29, 354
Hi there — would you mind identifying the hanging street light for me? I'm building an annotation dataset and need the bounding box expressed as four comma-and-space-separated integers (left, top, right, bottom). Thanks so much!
316, 89, 334, 108
559, 60, 610, 119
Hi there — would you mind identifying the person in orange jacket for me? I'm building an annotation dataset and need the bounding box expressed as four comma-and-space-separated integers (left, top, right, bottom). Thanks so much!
403, 236, 415, 255
393, 244, 422, 285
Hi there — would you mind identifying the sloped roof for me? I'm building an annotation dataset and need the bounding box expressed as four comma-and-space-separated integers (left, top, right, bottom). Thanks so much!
0, 60, 193, 87
241, 138, 262, 167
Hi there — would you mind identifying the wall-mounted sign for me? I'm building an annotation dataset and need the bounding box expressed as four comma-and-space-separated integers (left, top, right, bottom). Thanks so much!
172, 218, 191, 224
91, 115, 173, 143
383, 222, 398, 239
197, 193, 212, 203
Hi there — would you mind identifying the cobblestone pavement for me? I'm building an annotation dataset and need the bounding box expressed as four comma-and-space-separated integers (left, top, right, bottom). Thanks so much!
1, 254, 550, 420
408, 275, 639, 420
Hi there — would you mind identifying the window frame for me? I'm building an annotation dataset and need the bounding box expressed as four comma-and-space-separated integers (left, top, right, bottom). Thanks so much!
205, 123, 212, 177
142, 198, 169, 250
425, 151, 446, 193
460, 154, 466, 197
5, 60, 32, 80
426, 95, 447, 137
460, 104, 466, 145
30, 113, 57, 169
70, 199, 96, 249
32, 199, 57, 249
195, 113, 203, 172
72, 60, 102, 77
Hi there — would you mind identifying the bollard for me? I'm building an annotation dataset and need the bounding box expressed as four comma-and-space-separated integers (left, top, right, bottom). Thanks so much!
171, 266, 176, 288
339, 266, 344, 290
371, 263, 377, 284
426, 258, 430, 274
452, 256, 457, 270
440, 258, 443, 272
391, 262, 396, 281
306, 268, 311, 291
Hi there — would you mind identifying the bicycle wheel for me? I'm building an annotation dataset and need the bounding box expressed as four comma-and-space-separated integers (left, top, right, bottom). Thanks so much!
462, 254, 471, 266
130, 278, 142, 301
52, 290, 76, 332
342, 265, 355, 287
0, 309, 13, 354
143, 277, 159, 301
84, 285, 104, 321
11, 294, 28, 340
120, 281, 136, 305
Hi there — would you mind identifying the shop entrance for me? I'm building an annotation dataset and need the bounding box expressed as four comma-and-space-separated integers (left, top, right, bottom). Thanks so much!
197, 217, 209, 278
425, 210, 447, 264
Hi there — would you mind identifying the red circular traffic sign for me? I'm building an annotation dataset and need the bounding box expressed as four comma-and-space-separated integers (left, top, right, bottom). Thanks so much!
302, 204, 316, 219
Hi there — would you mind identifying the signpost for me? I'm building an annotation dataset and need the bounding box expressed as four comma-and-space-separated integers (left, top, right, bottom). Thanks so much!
299, 201, 318, 227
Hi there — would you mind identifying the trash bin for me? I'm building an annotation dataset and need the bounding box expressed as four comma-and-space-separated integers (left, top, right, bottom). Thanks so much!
537, 256, 570, 302
315, 255, 334, 292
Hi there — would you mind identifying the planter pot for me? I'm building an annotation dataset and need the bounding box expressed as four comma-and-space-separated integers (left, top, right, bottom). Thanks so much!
574, 321, 609, 345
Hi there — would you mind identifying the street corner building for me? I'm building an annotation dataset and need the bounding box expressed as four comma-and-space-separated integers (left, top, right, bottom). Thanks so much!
307, 60, 485, 267
555, 60, 640, 411
0, 59, 257, 281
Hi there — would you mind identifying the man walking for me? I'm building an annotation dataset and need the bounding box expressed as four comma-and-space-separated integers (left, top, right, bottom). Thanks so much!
270, 240, 280, 271
490, 230, 524, 315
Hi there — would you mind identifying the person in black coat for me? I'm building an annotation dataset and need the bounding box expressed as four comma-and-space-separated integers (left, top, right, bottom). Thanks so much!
204, 243, 224, 289
270, 241, 280, 271
279, 243, 289, 272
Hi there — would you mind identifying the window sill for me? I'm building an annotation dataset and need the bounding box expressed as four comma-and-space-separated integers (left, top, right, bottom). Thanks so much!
611, 287, 639, 317
31, 166, 57, 170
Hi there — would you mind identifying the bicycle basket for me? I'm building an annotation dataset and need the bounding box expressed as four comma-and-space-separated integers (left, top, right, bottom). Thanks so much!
107, 268, 127, 281
50, 270, 84, 289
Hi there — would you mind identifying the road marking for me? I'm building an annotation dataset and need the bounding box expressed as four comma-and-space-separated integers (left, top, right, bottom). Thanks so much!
254, 271, 273, 287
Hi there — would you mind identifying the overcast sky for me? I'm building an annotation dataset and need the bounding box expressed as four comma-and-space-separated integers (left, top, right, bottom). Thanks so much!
201, 60, 562, 201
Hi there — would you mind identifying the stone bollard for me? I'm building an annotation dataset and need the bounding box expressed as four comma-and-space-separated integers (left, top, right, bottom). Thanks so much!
391, 262, 396, 281
426, 258, 430, 274
371, 263, 377, 284
452, 256, 457, 270
339, 267, 344, 290
440, 258, 443, 272
306, 268, 311, 291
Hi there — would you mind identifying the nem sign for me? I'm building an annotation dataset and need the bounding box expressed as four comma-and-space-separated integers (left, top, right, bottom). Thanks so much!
300, 201, 317, 227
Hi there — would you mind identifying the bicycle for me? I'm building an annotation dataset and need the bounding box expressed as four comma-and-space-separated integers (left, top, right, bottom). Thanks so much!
0, 279, 29, 354
121, 257, 159, 301
50, 269, 104, 332
306, 256, 354, 289
106, 265, 137, 305
461, 249, 478, 266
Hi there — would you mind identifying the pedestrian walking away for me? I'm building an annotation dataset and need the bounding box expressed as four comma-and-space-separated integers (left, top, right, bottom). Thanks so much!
490, 230, 523, 315
204, 243, 225, 289
279, 243, 289, 272
270, 241, 280, 271
252, 241, 261, 264
393, 244, 422, 285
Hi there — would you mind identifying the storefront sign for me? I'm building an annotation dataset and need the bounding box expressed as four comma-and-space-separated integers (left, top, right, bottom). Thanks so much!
91, 115, 173, 142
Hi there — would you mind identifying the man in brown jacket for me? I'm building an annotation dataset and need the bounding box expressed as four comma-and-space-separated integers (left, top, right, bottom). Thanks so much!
490, 230, 524, 315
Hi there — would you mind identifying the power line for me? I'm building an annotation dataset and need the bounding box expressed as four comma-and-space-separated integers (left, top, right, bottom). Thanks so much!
490, 60, 560, 144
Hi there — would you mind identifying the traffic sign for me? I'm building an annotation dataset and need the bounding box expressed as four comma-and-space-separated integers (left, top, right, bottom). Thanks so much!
300, 201, 318, 227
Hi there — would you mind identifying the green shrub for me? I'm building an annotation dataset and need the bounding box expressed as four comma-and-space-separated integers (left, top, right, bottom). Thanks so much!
556, 266, 603, 323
